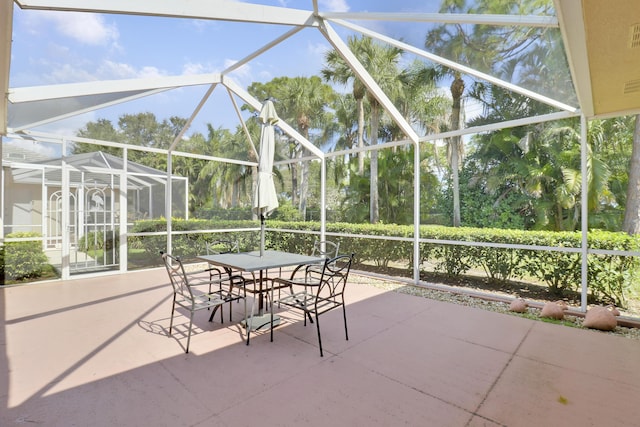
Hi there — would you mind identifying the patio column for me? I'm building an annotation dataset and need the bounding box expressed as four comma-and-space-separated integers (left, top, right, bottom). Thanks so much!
166, 153, 173, 255
320, 157, 326, 242
580, 114, 588, 312
61, 138, 70, 280
119, 148, 128, 273
414, 140, 420, 284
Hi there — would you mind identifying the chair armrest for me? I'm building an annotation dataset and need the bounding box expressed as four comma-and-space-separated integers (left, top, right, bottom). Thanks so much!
288, 264, 306, 279
204, 266, 224, 279
227, 274, 247, 289
272, 276, 320, 288
288, 261, 324, 280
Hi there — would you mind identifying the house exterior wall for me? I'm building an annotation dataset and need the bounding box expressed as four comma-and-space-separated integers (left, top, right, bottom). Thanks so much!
3, 169, 43, 235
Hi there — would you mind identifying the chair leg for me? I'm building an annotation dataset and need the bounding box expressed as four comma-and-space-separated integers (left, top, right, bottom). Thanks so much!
207, 305, 221, 322
270, 282, 275, 342
242, 296, 248, 340
342, 304, 349, 341
169, 299, 176, 336
185, 312, 195, 354
315, 313, 323, 357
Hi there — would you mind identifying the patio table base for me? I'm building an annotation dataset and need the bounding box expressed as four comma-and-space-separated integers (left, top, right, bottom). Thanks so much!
242, 314, 281, 331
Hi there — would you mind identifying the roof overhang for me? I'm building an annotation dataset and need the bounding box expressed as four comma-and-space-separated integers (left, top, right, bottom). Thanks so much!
556, 0, 640, 118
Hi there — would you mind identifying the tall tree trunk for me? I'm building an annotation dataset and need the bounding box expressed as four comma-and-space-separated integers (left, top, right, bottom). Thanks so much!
370, 103, 380, 224
556, 203, 563, 231
357, 96, 365, 175
299, 157, 308, 220
299, 136, 309, 220
298, 122, 311, 220
451, 143, 460, 226
290, 162, 298, 206
623, 114, 640, 234
450, 73, 465, 227
231, 181, 239, 208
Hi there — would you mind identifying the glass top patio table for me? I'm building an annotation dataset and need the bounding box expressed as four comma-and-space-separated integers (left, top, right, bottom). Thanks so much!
196, 250, 324, 343
196, 250, 322, 273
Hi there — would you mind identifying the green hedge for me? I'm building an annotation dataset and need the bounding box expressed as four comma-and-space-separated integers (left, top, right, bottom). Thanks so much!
130, 218, 260, 260
3, 232, 49, 281
132, 219, 640, 308
78, 230, 119, 252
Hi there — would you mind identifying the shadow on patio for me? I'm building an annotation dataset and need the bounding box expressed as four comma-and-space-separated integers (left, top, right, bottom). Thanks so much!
2, 268, 640, 426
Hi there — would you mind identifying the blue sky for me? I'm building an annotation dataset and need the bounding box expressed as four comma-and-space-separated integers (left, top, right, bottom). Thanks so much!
8, 0, 454, 139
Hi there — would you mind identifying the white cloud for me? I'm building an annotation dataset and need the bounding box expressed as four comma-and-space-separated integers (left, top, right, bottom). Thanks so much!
257, 70, 273, 82
320, 0, 350, 12
4, 139, 60, 159
275, 0, 348, 12
96, 60, 165, 80
96, 60, 138, 79
46, 62, 98, 84
189, 19, 210, 33
28, 58, 164, 85
308, 41, 329, 59
137, 66, 165, 80
27, 11, 119, 46
183, 62, 207, 76
223, 59, 253, 83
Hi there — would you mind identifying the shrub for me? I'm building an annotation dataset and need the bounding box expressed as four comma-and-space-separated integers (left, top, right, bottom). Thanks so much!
587, 230, 640, 307
131, 218, 640, 308
130, 218, 259, 261
3, 232, 49, 281
78, 230, 119, 252
270, 201, 303, 222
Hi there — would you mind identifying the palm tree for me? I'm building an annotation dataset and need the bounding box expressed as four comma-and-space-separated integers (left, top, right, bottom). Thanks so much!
364, 41, 405, 223
449, 72, 465, 227
322, 36, 404, 223
425, 0, 556, 227
325, 93, 358, 194
279, 76, 335, 219
248, 76, 335, 219
391, 60, 449, 138
322, 36, 367, 174
199, 124, 253, 209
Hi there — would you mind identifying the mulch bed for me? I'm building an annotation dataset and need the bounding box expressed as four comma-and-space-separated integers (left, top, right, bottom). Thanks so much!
356, 263, 603, 308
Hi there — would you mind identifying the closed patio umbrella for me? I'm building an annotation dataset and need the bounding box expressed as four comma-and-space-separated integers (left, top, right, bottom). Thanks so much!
253, 99, 280, 256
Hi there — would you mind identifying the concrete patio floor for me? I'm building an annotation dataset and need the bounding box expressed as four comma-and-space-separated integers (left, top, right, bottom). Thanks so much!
2, 268, 640, 426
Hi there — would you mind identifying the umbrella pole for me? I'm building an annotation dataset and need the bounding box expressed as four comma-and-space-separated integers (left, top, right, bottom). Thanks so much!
260, 213, 265, 257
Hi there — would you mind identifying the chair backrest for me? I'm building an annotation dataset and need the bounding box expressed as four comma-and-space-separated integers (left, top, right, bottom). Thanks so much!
161, 252, 195, 301
312, 253, 353, 299
311, 240, 340, 260
206, 240, 239, 255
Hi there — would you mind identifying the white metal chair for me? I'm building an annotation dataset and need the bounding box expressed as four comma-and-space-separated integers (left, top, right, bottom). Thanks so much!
161, 251, 246, 353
